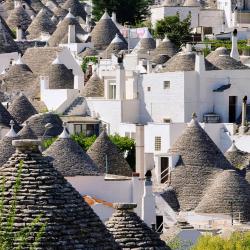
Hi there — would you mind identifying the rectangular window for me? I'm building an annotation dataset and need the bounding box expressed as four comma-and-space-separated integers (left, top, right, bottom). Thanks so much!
163, 81, 170, 89
155, 136, 161, 151
74, 124, 87, 135
163, 118, 171, 123
147, 86, 151, 92
109, 84, 116, 99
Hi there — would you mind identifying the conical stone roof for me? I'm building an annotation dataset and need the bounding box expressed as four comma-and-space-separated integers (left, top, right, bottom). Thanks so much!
6, 5, 32, 31
2, 0, 14, 12
152, 54, 170, 65
79, 47, 98, 58
44, 125, 100, 176
167, 116, 233, 211
183, 0, 200, 6
135, 29, 156, 54
0, 122, 19, 167
62, 0, 87, 21
27, 7, 57, 40
0, 16, 20, 54
224, 141, 250, 169
0, 57, 38, 98
195, 170, 250, 221
246, 167, 250, 183
102, 34, 127, 59
0, 102, 20, 130
53, 5, 68, 19
48, 12, 86, 46
8, 93, 38, 124
206, 47, 248, 70
46, 59, 74, 89
0, 139, 120, 249
25, 112, 63, 138
17, 121, 38, 139
153, 36, 177, 57
29, 0, 47, 13
87, 130, 132, 176
90, 11, 126, 50
162, 51, 217, 72
82, 72, 104, 97
105, 203, 170, 249
163, 0, 177, 6
206, 47, 228, 61
169, 117, 233, 169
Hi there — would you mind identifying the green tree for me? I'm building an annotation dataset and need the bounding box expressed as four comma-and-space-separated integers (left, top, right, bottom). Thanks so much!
192, 232, 250, 250
154, 14, 192, 47
92, 0, 153, 25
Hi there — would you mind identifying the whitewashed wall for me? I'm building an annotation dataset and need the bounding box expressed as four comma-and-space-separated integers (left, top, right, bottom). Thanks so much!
0, 52, 19, 73
67, 176, 145, 222
139, 72, 185, 123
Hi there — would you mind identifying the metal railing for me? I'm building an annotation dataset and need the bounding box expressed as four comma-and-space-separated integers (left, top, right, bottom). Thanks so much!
161, 168, 169, 184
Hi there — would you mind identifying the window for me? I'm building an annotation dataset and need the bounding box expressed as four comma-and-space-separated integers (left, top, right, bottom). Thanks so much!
163, 118, 171, 123
109, 83, 116, 99
147, 86, 151, 92
73, 124, 96, 136
163, 81, 170, 89
155, 136, 161, 151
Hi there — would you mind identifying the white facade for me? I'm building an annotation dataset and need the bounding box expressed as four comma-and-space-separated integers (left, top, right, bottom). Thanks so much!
66, 175, 156, 224
0, 52, 19, 74
151, 5, 225, 34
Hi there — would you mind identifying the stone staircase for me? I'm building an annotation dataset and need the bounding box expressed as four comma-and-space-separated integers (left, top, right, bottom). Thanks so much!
63, 97, 89, 116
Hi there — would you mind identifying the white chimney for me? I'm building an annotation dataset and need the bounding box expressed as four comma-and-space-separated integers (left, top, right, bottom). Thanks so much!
116, 63, 126, 100
230, 29, 240, 61
112, 12, 117, 23
239, 96, 247, 134
16, 26, 23, 41
195, 51, 205, 72
142, 172, 156, 227
136, 125, 145, 178
186, 43, 192, 52
232, 7, 238, 28
68, 23, 75, 44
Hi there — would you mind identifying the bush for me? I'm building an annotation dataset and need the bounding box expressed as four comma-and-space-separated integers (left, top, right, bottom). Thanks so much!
191, 231, 250, 250
71, 133, 97, 151
206, 39, 247, 55
81, 56, 98, 73
0, 161, 46, 249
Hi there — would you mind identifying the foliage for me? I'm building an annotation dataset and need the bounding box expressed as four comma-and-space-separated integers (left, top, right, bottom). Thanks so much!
92, 0, 153, 25
42, 137, 57, 149
166, 237, 193, 250
0, 161, 46, 249
202, 47, 211, 57
11, 28, 16, 39
205, 39, 247, 54
43, 133, 136, 170
71, 134, 97, 151
191, 232, 250, 250
110, 134, 135, 171
81, 56, 98, 73
154, 14, 192, 47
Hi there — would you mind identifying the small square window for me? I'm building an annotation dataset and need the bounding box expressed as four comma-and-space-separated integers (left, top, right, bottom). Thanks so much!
164, 81, 170, 89
155, 136, 161, 151
163, 118, 171, 123
147, 86, 151, 92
